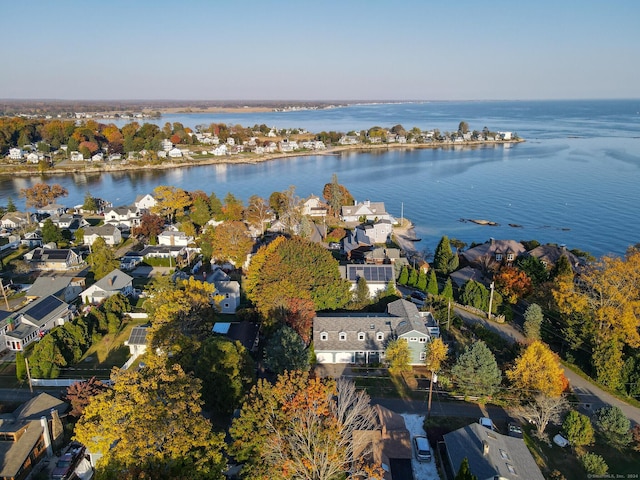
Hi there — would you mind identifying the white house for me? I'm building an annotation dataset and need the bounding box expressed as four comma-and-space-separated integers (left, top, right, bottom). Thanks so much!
302, 195, 328, 218
134, 193, 157, 212
83, 225, 122, 246
104, 206, 141, 229
8, 148, 24, 160
69, 151, 84, 161
168, 147, 183, 158
81, 269, 133, 304
161, 139, 173, 151
1, 212, 32, 229
340, 200, 395, 224
214, 281, 240, 314
91, 152, 104, 162
26, 152, 40, 163
157, 230, 193, 247
124, 326, 148, 357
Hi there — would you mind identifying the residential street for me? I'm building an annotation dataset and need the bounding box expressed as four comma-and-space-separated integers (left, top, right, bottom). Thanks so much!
454, 307, 640, 426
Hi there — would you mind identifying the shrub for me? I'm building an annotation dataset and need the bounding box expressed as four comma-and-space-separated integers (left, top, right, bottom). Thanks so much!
579, 452, 608, 476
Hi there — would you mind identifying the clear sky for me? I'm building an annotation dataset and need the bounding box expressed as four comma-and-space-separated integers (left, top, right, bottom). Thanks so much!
2, 0, 639, 101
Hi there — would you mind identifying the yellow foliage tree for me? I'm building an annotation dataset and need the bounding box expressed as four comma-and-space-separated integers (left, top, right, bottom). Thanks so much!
554, 249, 640, 348
507, 341, 567, 398
151, 185, 192, 223
385, 339, 412, 376
74, 354, 225, 479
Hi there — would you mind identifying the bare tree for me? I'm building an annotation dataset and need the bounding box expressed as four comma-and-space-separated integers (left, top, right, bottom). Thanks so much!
517, 394, 569, 437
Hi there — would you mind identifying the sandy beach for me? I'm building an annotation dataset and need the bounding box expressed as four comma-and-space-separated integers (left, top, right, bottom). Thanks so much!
392, 219, 420, 258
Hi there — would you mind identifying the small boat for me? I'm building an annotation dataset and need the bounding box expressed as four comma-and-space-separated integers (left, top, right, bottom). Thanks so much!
408, 237, 422, 242
508, 223, 523, 228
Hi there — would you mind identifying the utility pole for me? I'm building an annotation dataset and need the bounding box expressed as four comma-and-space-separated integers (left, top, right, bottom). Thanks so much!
488, 281, 495, 319
0, 278, 10, 310
25, 357, 33, 394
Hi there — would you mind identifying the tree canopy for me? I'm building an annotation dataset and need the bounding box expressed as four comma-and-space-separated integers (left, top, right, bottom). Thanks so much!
450, 340, 502, 398
87, 237, 119, 280
507, 341, 567, 398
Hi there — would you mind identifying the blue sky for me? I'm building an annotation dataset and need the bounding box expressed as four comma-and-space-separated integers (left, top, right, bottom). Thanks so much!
2, 0, 639, 101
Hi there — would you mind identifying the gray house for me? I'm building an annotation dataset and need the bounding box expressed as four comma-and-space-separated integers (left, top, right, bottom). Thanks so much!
313, 299, 433, 365
443, 423, 544, 480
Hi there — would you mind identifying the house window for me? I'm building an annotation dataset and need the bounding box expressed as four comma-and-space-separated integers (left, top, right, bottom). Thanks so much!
358, 332, 365, 341
320, 332, 328, 341
409, 337, 418, 342
339, 332, 347, 341
376, 332, 384, 341
419, 337, 427, 343
495, 253, 503, 261
499, 449, 510, 460
541, 260, 548, 268
420, 352, 426, 361
507, 253, 514, 261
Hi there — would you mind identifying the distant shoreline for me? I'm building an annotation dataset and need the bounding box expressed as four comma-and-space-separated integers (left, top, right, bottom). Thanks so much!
0, 139, 524, 178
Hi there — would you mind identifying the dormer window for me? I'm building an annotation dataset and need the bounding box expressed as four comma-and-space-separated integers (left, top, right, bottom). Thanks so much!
339, 332, 347, 341
507, 253, 514, 261
320, 332, 328, 341
495, 253, 503, 261
376, 332, 384, 341
358, 332, 365, 341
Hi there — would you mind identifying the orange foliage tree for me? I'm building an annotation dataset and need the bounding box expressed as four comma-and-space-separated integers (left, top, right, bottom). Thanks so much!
507, 341, 568, 398
494, 266, 533, 304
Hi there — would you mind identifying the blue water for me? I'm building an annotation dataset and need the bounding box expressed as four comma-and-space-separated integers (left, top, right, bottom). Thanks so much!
2, 100, 639, 258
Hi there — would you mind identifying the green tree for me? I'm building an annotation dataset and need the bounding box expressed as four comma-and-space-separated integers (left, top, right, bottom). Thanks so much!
27, 334, 66, 378
264, 325, 310, 375
408, 268, 418, 287
523, 303, 543, 340
74, 355, 226, 479
82, 192, 98, 213
593, 338, 624, 389
441, 278, 454, 300
6, 197, 16, 212
580, 452, 608, 476
434, 236, 455, 273
562, 410, 594, 446
398, 265, 409, 285
551, 254, 574, 280
516, 255, 549, 286
595, 405, 632, 447
450, 341, 502, 398
87, 237, 119, 280
353, 276, 370, 307
208, 192, 224, 220
417, 270, 428, 292
74, 227, 84, 245
426, 269, 438, 296
189, 195, 212, 227
455, 457, 478, 480
41, 218, 63, 245
385, 339, 411, 376
322, 173, 354, 216
458, 121, 470, 134
461, 280, 489, 310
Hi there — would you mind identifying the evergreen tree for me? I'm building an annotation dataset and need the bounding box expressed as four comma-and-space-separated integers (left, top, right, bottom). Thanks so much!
417, 270, 427, 292
264, 325, 310, 375
523, 303, 543, 340
434, 236, 455, 273
408, 268, 418, 287
450, 341, 502, 397
82, 192, 98, 213
441, 278, 454, 300
398, 265, 409, 285
426, 269, 438, 296
354, 276, 370, 307
461, 280, 489, 310
551, 254, 573, 280
455, 457, 478, 480
6, 197, 16, 212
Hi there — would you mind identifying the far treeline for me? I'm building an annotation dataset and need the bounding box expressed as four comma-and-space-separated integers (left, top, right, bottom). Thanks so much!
0, 116, 514, 158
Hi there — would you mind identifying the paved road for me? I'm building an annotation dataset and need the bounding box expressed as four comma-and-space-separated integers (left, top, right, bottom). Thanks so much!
454, 307, 640, 426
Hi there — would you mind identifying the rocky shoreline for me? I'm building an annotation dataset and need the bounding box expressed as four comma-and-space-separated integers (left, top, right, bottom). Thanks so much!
0, 139, 524, 178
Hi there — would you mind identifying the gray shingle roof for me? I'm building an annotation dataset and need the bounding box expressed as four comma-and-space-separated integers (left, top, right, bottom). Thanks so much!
93, 269, 133, 292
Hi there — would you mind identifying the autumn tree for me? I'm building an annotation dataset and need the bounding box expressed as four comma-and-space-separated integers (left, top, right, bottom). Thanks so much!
133, 212, 165, 244
87, 237, 119, 280
206, 221, 254, 267
230, 372, 382, 480
281, 297, 316, 344
323, 173, 354, 216
19, 182, 68, 223
494, 266, 533, 304
244, 236, 351, 322
222, 192, 244, 222
450, 341, 502, 398
425, 337, 448, 416
264, 325, 310, 374
244, 195, 270, 235
64, 377, 109, 418
151, 185, 191, 223
507, 341, 567, 397
74, 355, 226, 479
385, 339, 411, 376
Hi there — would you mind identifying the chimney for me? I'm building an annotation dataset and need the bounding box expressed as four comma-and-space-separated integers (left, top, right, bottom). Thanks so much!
483, 440, 489, 455
41, 416, 53, 457
490, 238, 495, 246
108, 276, 113, 286
50, 408, 63, 449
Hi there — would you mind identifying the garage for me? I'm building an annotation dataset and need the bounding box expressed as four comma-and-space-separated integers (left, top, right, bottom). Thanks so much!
335, 352, 353, 363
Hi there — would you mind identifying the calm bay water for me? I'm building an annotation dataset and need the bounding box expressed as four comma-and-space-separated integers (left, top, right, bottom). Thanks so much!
1, 100, 639, 258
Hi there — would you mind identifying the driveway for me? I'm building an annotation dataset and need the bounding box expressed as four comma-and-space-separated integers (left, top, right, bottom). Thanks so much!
401, 414, 440, 480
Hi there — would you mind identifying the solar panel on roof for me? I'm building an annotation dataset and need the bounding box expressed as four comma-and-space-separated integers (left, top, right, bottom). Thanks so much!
26, 296, 64, 321
128, 327, 148, 345
45, 250, 69, 260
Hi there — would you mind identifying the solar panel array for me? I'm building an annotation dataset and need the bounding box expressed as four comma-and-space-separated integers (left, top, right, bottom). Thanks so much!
43, 250, 70, 260
128, 327, 148, 345
347, 265, 394, 282
27, 296, 64, 321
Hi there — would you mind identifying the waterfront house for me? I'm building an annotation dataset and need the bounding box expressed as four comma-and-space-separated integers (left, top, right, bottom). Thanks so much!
525, 244, 582, 272
161, 139, 173, 151
460, 238, 526, 272
341, 200, 395, 224
301, 195, 328, 218
69, 151, 84, 161
168, 147, 183, 158
8, 147, 24, 160
104, 206, 141, 230
134, 193, 157, 212
81, 268, 133, 304
313, 299, 432, 365
36, 203, 66, 216
443, 423, 544, 480
0, 295, 74, 351
341, 263, 396, 297
1, 212, 33, 229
